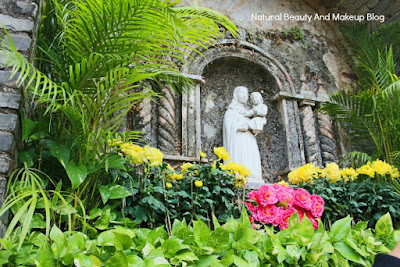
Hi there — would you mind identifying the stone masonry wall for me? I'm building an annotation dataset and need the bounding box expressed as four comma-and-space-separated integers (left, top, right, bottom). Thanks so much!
0, 0, 41, 237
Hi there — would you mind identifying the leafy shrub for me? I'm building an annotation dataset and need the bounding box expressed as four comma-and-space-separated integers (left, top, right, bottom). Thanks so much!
1, 210, 398, 266
299, 178, 400, 228
110, 142, 250, 228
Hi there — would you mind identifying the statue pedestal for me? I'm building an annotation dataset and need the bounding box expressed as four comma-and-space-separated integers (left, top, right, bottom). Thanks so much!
246, 180, 267, 189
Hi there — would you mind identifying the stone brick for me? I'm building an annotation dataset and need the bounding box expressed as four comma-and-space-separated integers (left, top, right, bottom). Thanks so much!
0, 176, 7, 238
3, 34, 32, 52
0, 113, 18, 132
367, 0, 380, 9
0, 92, 20, 109
16, 1, 38, 18
0, 14, 34, 32
0, 133, 15, 153
0, 71, 18, 87
0, 156, 11, 174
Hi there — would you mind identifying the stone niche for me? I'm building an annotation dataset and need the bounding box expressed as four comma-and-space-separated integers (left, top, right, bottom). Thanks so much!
200, 57, 288, 180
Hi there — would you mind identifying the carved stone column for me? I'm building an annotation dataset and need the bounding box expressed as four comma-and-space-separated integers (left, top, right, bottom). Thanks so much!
317, 112, 338, 164
158, 85, 180, 154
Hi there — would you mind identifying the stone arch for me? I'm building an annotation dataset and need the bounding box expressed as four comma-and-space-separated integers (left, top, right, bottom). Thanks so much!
180, 41, 306, 180
182, 39, 296, 93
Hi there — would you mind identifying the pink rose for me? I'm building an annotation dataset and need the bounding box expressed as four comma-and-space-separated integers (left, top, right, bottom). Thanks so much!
276, 187, 295, 205
257, 205, 281, 225
310, 194, 325, 218
293, 188, 312, 210
278, 207, 296, 230
257, 186, 278, 207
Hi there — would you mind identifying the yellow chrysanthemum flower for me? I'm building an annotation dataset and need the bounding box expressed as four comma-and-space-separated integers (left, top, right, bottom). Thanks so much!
120, 143, 145, 164
221, 162, 251, 177
142, 146, 163, 167
166, 182, 172, 189
340, 167, 359, 182
214, 147, 231, 161
181, 163, 194, 173
200, 151, 207, 158
166, 164, 175, 172
356, 163, 375, 178
194, 180, 203, 187
277, 181, 289, 187
320, 163, 341, 183
371, 159, 392, 176
288, 163, 319, 185
390, 167, 400, 179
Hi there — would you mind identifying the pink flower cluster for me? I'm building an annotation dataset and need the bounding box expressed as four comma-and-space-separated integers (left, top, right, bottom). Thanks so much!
246, 184, 324, 230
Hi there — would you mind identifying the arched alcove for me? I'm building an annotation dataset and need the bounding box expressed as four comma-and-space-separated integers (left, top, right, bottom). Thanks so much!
200, 57, 289, 181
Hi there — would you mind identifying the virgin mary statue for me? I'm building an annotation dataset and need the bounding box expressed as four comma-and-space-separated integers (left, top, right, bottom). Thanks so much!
223, 86, 263, 182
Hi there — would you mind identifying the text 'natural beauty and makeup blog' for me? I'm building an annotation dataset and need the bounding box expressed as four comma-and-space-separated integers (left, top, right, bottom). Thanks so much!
251, 13, 385, 23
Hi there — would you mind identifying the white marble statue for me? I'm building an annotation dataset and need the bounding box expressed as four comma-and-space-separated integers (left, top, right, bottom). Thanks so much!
223, 86, 266, 183
247, 92, 268, 136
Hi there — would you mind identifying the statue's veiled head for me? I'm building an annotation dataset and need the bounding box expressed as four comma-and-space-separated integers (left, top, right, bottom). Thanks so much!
233, 86, 249, 105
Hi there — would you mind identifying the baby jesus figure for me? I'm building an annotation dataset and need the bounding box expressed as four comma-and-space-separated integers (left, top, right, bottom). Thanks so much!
246, 92, 268, 136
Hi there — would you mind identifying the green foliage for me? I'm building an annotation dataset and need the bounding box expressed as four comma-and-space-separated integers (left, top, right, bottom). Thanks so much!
0, 211, 398, 266
120, 159, 242, 229
320, 21, 400, 165
299, 178, 400, 228
0, 0, 238, 241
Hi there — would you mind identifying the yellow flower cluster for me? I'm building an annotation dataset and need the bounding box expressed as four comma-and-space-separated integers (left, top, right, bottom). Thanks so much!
289, 159, 400, 185
118, 143, 163, 167
288, 163, 319, 185
277, 180, 289, 187
372, 160, 394, 176
356, 164, 375, 178
320, 163, 341, 183
181, 163, 195, 173
221, 162, 251, 177
340, 167, 358, 182
214, 147, 231, 161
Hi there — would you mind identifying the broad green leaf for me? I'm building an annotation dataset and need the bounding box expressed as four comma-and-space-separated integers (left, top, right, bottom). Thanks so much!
105, 153, 126, 172
375, 212, 393, 237
298, 215, 315, 241
233, 255, 249, 267
0, 250, 12, 265
22, 117, 36, 141
50, 225, 66, 257
207, 227, 229, 252
197, 255, 221, 267
74, 253, 95, 267
238, 207, 251, 228
330, 216, 351, 240
212, 213, 220, 229
220, 249, 235, 266
100, 184, 131, 204
31, 213, 46, 229
334, 241, 365, 265
243, 250, 259, 266
127, 255, 145, 267
95, 209, 111, 230
49, 143, 70, 168
193, 218, 211, 245
106, 251, 128, 267
174, 251, 199, 262
66, 161, 88, 189
35, 242, 55, 267
162, 238, 183, 258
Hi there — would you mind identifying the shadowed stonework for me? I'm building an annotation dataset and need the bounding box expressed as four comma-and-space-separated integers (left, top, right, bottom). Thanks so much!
200, 57, 288, 181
